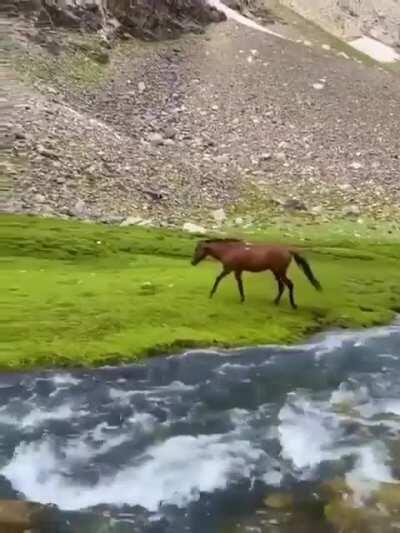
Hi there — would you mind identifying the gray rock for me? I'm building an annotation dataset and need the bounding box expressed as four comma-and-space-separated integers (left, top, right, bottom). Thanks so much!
163, 127, 176, 139
148, 132, 164, 146
72, 199, 87, 217
284, 198, 307, 211
37, 146, 58, 159
119, 216, 153, 227
183, 222, 207, 235
343, 205, 361, 217
120, 216, 142, 226
34, 193, 46, 203
211, 208, 226, 225
163, 138, 176, 146
274, 152, 286, 162
214, 154, 229, 164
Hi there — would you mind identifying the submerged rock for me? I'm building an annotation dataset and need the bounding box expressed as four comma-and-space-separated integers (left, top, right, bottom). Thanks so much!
322, 478, 400, 533
264, 492, 294, 509
0, 500, 52, 531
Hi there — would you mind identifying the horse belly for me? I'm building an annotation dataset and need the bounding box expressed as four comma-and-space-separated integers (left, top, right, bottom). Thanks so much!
243, 253, 270, 272
246, 264, 270, 273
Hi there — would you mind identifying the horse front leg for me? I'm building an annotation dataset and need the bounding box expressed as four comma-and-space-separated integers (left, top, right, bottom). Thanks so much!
209, 268, 231, 299
234, 271, 245, 303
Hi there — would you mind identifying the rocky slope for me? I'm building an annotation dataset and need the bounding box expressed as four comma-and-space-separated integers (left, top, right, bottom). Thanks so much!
2, 1, 400, 228
280, 0, 400, 50
2, 0, 226, 40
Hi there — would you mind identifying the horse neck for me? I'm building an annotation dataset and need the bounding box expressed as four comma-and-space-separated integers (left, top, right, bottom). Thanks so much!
206, 243, 230, 261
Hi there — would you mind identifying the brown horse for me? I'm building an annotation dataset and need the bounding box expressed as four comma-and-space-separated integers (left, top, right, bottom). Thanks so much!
191, 238, 322, 309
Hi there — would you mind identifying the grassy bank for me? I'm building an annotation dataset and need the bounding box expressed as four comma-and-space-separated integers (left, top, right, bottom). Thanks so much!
2, 214, 400, 369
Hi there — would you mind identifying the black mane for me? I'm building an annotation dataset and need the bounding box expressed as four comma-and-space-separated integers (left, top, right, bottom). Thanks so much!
202, 238, 243, 244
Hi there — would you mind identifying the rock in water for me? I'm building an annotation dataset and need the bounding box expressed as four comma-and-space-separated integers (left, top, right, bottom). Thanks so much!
264, 492, 294, 509
0, 500, 49, 530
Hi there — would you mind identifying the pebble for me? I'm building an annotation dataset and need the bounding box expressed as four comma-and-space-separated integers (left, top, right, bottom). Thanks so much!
275, 152, 286, 162
350, 162, 363, 170
148, 132, 164, 145
120, 216, 144, 227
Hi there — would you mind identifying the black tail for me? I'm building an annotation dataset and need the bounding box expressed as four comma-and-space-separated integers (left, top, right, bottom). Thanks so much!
292, 252, 322, 291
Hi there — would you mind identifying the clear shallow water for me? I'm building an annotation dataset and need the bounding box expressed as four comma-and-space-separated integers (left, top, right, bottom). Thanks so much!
1, 325, 400, 531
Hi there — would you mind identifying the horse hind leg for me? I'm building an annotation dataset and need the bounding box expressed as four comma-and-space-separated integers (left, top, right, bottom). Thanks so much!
273, 273, 285, 306
281, 273, 297, 309
234, 271, 245, 303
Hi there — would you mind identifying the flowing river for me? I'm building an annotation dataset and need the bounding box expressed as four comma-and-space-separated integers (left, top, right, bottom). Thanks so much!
1, 324, 400, 532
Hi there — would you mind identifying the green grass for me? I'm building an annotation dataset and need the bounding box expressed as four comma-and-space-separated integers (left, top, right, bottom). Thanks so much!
1, 214, 400, 369
13, 36, 109, 89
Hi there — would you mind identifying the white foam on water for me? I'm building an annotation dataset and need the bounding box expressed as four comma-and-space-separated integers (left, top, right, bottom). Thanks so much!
330, 383, 370, 408
229, 408, 250, 426
311, 325, 400, 359
127, 412, 158, 433
66, 431, 133, 462
355, 398, 400, 420
157, 381, 197, 392
50, 374, 82, 386
346, 443, 397, 503
278, 386, 399, 505
377, 353, 398, 361
21, 405, 78, 427
109, 381, 196, 404
2, 434, 267, 511
215, 362, 255, 375
108, 387, 136, 403
183, 325, 400, 363
262, 469, 283, 487
0, 404, 82, 428
278, 398, 340, 470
